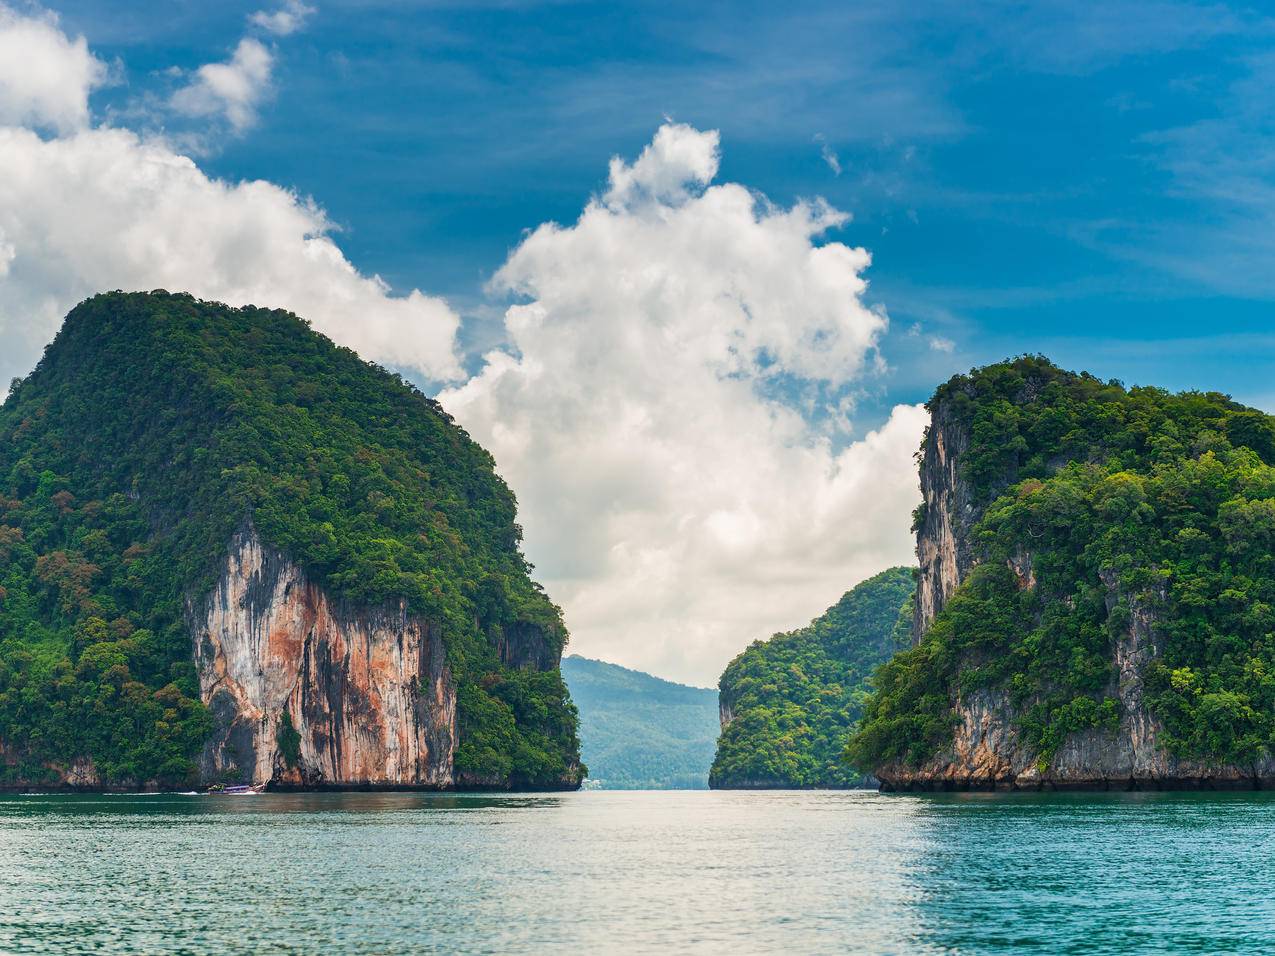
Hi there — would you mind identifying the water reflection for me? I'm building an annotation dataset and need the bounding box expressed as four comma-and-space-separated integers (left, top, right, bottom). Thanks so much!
2, 790, 567, 818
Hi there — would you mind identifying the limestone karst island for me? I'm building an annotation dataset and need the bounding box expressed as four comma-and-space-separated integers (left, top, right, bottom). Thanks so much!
1, 294, 581, 792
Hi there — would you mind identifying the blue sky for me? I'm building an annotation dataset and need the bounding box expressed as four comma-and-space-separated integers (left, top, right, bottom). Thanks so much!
4, 0, 1275, 681
51, 0, 1275, 421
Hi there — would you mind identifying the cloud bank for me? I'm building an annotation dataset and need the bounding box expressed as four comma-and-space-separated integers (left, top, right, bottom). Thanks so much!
0, 3, 462, 397
444, 124, 925, 684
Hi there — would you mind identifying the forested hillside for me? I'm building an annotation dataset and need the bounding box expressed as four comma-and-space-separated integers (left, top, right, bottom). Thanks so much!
709, 567, 914, 788
0, 292, 580, 789
849, 356, 1275, 787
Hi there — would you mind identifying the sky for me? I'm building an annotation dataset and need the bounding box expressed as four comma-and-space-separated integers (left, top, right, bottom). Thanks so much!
2, 0, 1274, 684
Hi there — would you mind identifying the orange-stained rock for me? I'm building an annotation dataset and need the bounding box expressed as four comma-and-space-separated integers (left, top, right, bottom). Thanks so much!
193, 528, 456, 788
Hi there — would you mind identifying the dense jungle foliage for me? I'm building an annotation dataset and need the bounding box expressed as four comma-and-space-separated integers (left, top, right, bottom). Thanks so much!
562, 655, 719, 789
709, 567, 915, 787
0, 291, 580, 787
848, 356, 1275, 773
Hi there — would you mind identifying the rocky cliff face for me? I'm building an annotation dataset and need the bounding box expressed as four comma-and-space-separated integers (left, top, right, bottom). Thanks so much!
494, 621, 559, 672
912, 400, 977, 641
193, 528, 457, 789
718, 697, 735, 729
0, 744, 106, 791
883, 393, 1275, 791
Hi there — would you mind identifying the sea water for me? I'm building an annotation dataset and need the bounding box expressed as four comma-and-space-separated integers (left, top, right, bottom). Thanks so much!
2, 789, 1273, 954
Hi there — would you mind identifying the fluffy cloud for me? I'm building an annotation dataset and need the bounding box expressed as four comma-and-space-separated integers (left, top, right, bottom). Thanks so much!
250, 0, 315, 37
0, 4, 104, 133
605, 122, 721, 206
170, 37, 274, 133
0, 126, 463, 389
0, 9, 462, 396
443, 124, 925, 685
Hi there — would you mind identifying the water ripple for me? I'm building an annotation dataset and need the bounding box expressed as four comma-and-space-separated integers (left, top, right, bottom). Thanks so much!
2, 790, 1273, 954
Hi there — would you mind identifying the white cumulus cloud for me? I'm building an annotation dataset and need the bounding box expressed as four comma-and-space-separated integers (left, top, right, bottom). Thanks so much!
443, 123, 925, 685
250, 0, 315, 37
170, 37, 274, 133
0, 3, 105, 133
605, 122, 721, 206
0, 7, 462, 395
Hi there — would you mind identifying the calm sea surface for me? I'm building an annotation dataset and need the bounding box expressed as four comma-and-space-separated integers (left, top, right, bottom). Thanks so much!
2, 789, 1273, 954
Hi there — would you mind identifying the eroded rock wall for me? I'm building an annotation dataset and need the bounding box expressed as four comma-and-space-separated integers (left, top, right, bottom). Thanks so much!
912, 400, 978, 642
0, 743, 108, 791
193, 528, 456, 788
718, 697, 735, 730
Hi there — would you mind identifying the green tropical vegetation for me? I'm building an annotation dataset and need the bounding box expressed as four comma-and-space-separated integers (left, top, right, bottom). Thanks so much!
848, 356, 1275, 773
0, 291, 580, 788
561, 655, 719, 789
710, 567, 915, 788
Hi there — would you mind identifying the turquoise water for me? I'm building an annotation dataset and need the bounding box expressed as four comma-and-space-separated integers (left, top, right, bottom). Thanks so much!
2, 790, 1273, 954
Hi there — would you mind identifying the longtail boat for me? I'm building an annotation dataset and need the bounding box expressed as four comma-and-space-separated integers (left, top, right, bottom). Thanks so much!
206, 783, 264, 795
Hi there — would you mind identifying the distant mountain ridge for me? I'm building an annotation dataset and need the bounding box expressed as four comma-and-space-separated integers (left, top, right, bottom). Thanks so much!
561, 656, 718, 789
